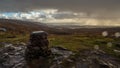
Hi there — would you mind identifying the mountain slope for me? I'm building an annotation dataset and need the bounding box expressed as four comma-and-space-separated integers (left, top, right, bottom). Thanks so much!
0, 19, 74, 34
0, 19, 48, 34
1, 19, 120, 35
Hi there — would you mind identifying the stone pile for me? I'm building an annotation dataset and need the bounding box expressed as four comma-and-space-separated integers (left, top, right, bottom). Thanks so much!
25, 31, 51, 68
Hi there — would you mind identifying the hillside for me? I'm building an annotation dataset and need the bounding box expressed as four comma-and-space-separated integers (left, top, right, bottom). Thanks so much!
0, 19, 48, 34
0, 19, 72, 35
1, 19, 120, 35
0, 19, 120, 68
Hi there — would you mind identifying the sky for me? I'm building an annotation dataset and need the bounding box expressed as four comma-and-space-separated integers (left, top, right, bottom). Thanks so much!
0, 0, 120, 26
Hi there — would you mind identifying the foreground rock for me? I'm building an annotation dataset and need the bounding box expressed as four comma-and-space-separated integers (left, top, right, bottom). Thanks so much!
0, 31, 120, 68
0, 43, 120, 68
74, 50, 120, 68
0, 43, 73, 68
0, 43, 26, 68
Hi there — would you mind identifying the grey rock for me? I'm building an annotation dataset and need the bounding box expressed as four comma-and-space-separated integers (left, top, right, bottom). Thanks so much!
0, 44, 120, 68
0, 43, 26, 68
0, 28, 7, 32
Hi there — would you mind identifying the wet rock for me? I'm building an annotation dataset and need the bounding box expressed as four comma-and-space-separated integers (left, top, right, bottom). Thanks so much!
0, 31, 120, 68
50, 46, 74, 68
73, 50, 120, 68
51, 46, 73, 57
0, 43, 26, 68
0, 44, 120, 68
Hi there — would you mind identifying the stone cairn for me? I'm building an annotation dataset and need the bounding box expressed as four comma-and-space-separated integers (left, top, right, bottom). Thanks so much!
25, 31, 51, 68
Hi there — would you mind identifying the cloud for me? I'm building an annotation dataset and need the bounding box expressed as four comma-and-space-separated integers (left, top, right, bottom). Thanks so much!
0, 0, 120, 26
0, 9, 120, 26
0, 0, 120, 12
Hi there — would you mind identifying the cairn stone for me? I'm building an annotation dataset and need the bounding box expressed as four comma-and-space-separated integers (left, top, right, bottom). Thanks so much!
25, 31, 50, 68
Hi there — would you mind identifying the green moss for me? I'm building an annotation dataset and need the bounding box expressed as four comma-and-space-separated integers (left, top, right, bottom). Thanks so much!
0, 32, 29, 44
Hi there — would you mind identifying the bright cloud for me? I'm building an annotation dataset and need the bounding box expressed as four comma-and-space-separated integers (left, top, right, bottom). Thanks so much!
0, 9, 120, 26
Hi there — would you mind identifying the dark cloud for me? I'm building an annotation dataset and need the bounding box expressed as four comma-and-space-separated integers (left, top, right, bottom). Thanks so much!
0, 0, 120, 26
0, 0, 120, 12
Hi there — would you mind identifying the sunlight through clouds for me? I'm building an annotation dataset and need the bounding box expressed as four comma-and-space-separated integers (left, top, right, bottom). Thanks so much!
0, 9, 120, 26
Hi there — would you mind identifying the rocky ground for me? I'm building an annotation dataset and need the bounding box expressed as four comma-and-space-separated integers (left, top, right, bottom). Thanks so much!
0, 43, 120, 68
0, 43, 26, 68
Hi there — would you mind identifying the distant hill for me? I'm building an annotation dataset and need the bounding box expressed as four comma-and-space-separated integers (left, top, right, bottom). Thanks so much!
0, 19, 120, 35
0, 19, 42, 33
0, 19, 76, 34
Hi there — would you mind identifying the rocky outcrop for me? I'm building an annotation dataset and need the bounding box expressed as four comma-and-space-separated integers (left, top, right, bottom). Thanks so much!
0, 43, 120, 68
73, 50, 120, 68
0, 31, 120, 68
0, 43, 26, 68
0, 43, 74, 68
